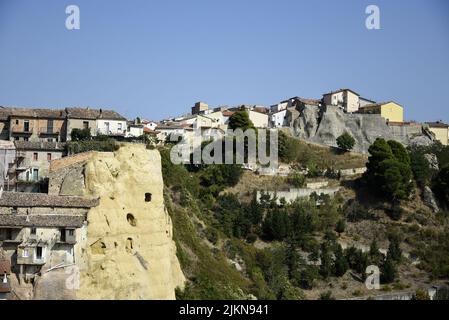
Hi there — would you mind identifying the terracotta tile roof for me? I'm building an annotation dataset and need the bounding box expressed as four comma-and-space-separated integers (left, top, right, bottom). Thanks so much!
0, 192, 98, 208
14, 141, 66, 151
0, 107, 127, 121
222, 111, 235, 117
0, 107, 66, 119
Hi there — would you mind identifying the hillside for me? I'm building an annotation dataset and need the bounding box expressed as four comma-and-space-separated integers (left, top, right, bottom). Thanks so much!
163, 135, 449, 300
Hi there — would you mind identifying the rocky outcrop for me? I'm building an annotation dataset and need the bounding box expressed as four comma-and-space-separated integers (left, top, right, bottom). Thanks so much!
50, 144, 185, 299
423, 186, 440, 213
289, 105, 433, 153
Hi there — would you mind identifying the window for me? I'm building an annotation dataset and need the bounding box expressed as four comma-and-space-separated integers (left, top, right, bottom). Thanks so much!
15, 119, 19, 125
36, 247, 42, 260
24, 120, 30, 132
22, 249, 29, 258
83, 121, 89, 129
33, 153, 38, 161
47, 138, 53, 142
68, 229, 75, 236
14, 136, 19, 141
31, 227, 36, 235
47, 119, 53, 134
47, 153, 52, 161
33, 169, 39, 181
145, 193, 152, 202
118, 123, 122, 131
60, 229, 66, 242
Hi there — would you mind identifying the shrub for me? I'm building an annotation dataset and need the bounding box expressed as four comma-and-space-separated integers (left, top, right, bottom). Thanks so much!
336, 132, 356, 151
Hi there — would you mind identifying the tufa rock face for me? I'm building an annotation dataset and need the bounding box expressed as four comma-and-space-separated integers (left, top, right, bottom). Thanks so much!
54, 144, 185, 299
290, 105, 433, 153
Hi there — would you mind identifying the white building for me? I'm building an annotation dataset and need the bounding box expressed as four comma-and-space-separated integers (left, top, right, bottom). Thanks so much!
96, 110, 127, 136
127, 124, 144, 138
270, 109, 288, 128
322, 89, 361, 113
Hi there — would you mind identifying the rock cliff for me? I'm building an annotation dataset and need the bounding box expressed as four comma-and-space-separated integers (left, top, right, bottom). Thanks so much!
289, 105, 433, 153
50, 144, 185, 299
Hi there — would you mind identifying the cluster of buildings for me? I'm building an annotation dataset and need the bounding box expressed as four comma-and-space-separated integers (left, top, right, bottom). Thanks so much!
0, 89, 448, 299
0, 107, 162, 193
154, 88, 448, 146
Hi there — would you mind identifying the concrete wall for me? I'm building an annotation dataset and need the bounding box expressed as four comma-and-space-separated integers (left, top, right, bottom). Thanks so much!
428, 127, 449, 146
257, 187, 340, 204
248, 110, 269, 128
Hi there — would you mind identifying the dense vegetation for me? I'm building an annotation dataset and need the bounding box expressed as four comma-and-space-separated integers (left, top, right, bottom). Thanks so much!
66, 129, 120, 154
160, 134, 449, 300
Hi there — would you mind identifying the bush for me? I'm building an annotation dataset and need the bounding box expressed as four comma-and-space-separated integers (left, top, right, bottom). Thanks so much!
66, 139, 119, 154
70, 128, 92, 141
336, 132, 356, 151
288, 172, 306, 188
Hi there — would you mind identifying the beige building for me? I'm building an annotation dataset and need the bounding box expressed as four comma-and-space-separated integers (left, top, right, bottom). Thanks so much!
191, 102, 209, 115
426, 122, 449, 146
5, 108, 67, 143
0, 192, 97, 291
248, 110, 269, 128
323, 89, 361, 113
358, 101, 404, 123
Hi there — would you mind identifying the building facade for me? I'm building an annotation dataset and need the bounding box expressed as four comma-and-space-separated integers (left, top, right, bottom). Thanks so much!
358, 102, 404, 123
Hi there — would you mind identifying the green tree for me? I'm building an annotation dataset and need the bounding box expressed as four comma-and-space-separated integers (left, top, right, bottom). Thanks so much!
228, 110, 255, 131
365, 138, 413, 200
334, 244, 349, 277
381, 254, 397, 284
335, 219, 346, 235
388, 140, 411, 165
320, 242, 334, 279
336, 132, 356, 151
288, 171, 306, 188
70, 128, 92, 141
410, 152, 433, 187
434, 165, 449, 206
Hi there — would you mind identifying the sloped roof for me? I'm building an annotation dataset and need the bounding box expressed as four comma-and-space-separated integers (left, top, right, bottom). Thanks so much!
323, 88, 360, 97
66, 107, 126, 121
0, 192, 98, 208
426, 121, 449, 128
0, 107, 66, 119
14, 141, 66, 151
360, 101, 403, 109
0, 214, 86, 228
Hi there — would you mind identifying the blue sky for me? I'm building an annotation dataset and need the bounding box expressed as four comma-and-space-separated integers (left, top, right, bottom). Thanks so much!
0, 0, 448, 122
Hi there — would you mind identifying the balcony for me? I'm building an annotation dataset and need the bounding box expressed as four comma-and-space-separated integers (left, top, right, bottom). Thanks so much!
11, 127, 33, 135
39, 127, 60, 135
97, 128, 126, 136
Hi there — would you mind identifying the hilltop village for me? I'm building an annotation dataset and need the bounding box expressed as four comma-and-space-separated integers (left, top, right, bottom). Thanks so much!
0, 88, 449, 300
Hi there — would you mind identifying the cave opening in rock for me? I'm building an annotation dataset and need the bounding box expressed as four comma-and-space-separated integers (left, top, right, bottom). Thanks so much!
145, 193, 152, 202
126, 237, 133, 251
127, 213, 137, 227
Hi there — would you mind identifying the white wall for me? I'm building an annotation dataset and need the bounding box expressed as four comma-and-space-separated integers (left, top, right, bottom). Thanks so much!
96, 119, 127, 135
